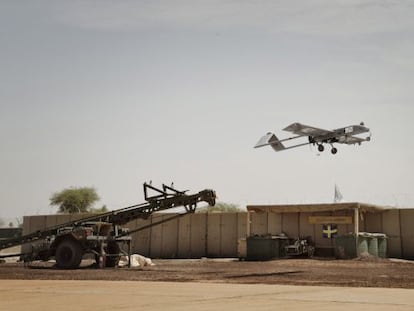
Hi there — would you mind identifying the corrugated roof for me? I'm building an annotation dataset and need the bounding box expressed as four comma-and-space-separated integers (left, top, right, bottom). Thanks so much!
247, 202, 392, 213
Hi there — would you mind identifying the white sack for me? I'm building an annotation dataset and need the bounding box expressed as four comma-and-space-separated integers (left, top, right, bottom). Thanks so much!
118, 254, 155, 268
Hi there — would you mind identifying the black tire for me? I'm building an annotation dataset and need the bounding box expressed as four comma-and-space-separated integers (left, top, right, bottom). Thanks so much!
318, 144, 324, 152
331, 147, 338, 154
55, 239, 83, 269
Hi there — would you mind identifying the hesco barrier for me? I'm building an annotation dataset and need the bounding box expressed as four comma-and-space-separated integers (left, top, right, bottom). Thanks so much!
246, 235, 288, 260
335, 233, 387, 259
0, 228, 22, 240
357, 236, 369, 255
335, 235, 357, 259
378, 236, 387, 258
368, 237, 379, 257
22, 208, 414, 259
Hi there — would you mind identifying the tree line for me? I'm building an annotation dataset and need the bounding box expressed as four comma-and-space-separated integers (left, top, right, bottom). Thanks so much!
48, 187, 242, 214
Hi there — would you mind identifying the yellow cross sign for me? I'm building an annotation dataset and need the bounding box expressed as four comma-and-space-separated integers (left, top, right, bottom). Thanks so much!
322, 224, 338, 238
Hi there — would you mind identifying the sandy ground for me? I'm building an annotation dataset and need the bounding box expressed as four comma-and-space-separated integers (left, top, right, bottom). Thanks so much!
1, 257, 414, 288
1, 279, 414, 311
2, 258, 414, 310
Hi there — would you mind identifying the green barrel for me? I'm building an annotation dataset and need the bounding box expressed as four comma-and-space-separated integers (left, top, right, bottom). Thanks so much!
368, 237, 378, 257
376, 234, 387, 258
357, 234, 369, 256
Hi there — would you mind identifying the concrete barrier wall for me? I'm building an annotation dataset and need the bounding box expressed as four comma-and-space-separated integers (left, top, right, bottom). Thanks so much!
22, 209, 414, 259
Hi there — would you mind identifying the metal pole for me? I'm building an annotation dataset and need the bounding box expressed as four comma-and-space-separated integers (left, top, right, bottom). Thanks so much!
128, 240, 131, 268
246, 212, 251, 237
354, 207, 359, 235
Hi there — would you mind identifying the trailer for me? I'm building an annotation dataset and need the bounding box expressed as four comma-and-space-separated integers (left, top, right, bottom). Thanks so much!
284, 237, 315, 258
0, 183, 216, 269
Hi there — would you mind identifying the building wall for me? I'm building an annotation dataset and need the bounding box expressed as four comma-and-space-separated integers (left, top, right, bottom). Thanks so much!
22, 209, 414, 259
400, 210, 414, 259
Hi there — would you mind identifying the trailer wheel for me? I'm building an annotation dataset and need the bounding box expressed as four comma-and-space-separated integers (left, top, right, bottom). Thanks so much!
55, 239, 83, 269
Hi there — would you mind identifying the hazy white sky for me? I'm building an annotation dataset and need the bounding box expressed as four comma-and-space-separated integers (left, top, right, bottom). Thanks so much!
1, 1, 414, 221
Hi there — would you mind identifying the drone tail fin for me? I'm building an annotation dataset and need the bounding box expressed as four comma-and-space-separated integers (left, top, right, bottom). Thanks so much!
254, 132, 286, 152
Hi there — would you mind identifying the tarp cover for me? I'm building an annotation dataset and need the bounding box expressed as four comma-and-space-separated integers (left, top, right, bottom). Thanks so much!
118, 254, 155, 268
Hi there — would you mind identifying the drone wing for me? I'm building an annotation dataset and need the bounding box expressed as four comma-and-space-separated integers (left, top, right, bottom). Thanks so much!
254, 132, 286, 151
283, 123, 334, 137
340, 136, 370, 145
254, 132, 312, 152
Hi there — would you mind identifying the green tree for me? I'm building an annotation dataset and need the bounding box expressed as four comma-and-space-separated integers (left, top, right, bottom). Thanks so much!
89, 205, 109, 214
197, 202, 244, 213
50, 187, 100, 214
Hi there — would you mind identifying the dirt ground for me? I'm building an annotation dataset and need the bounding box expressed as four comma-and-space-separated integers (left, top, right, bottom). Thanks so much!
3, 280, 414, 311
1, 257, 414, 288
